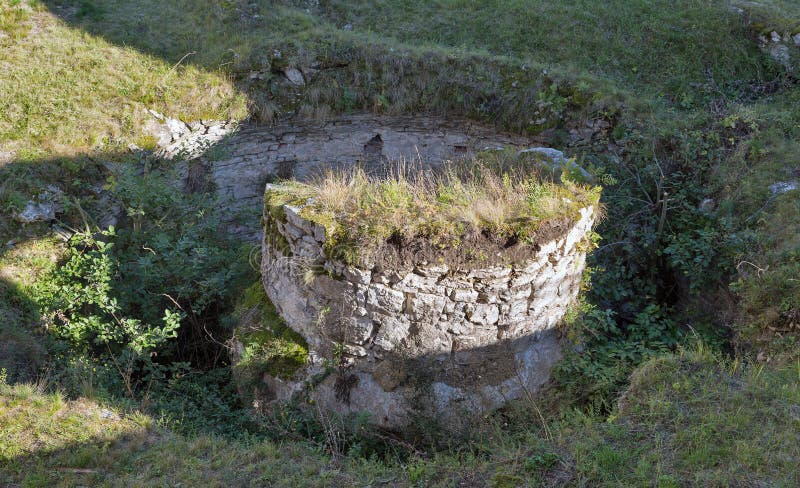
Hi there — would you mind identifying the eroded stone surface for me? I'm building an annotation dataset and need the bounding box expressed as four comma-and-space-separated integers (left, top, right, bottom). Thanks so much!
258, 193, 596, 429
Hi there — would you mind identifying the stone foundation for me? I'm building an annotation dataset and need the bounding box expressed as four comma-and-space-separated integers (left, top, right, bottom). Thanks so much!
257, 185, 596, 429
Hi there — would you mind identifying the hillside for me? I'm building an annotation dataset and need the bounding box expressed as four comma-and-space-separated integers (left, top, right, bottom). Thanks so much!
2, 0, 800, 486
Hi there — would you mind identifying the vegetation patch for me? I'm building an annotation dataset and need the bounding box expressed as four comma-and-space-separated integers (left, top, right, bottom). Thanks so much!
232, 283, 308, 386
266, 156, 601, 267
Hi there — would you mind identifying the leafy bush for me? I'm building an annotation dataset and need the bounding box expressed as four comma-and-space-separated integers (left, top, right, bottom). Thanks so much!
107, 165, 253, 369
556, 301, 680, 410
34, 228, 181, 396
31, 162, 256, 418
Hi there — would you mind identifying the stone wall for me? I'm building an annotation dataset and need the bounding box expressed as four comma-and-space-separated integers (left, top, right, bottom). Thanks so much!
208, 114, 531, 239
258, 186, 596, 429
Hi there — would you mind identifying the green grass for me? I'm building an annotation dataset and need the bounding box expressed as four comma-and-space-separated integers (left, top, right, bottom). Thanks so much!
735, 0, 800, 35
0, 0, 247, 159
3, 348, 799, 486
0, 236, 61, 382
565, 348, 800, 486
713, 84, 800, 358
314, 0, 774, 95
267, 160, 601, 266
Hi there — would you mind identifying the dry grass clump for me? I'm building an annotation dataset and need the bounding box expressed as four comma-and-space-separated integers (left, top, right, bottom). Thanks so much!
267, 157, 601, 261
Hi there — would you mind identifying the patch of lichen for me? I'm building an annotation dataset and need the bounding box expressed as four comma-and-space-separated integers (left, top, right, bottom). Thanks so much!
264, 158, 602, 266
232, 283, 308, 383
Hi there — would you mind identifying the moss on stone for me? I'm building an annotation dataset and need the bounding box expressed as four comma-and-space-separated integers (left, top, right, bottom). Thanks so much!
232, 283, 308, 382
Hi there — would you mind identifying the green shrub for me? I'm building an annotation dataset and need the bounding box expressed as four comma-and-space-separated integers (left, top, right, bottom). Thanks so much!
34, 228, 182, 396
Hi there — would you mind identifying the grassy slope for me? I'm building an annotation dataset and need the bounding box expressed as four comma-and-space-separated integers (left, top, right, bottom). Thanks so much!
718, 84, 800, 359
2, 348, 798, 486
315, 0, 768, 93
0, 0, 791, 159
0, 1, 247, 159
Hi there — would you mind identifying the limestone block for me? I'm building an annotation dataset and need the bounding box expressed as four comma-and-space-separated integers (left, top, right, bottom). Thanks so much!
344, 317, 374, 345
450, 289, 479, 303
366, 285, 406, 314
409, 292, 447, 321
372, 314, 412, 351
469, 303, 500, 325
395, 272, 442, 294
343, 266, 371, 285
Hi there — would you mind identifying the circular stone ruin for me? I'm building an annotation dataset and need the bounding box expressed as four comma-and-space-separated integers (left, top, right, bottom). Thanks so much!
256, 181, 597, 429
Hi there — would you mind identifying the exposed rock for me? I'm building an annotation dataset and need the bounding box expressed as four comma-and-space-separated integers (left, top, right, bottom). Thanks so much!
518, 147, 593, 182
143, 109, 237, 160
769, 181, 798, 195
208, 114, 533, 240
699, 198, 716, 213
13, 185, 64, 224
284, 67, 305, 86
736, 9, 800, 72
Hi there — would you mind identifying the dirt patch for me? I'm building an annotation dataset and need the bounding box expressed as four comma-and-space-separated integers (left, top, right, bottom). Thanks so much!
361, 217, 574, 272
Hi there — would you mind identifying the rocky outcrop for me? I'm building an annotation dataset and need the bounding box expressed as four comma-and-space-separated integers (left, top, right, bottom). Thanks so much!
257, 186, 596, 429
13, 185, 63, 224
758, 29, 800, 71
142, 109, 237, 160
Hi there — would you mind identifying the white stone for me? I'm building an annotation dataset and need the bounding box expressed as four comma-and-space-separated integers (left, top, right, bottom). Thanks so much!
469, 303, 500, 325
284, 67, 305, 86
450, 288, 479, 302
372, 314, 411, 350
409, 293, 447, 320
366, 285, 406, 314
345, 317, 374, 344
343, 266, 371, 285
770, 181, 798, 195
396, 272, 441, 294
14, 201, 58, 223
283, 205, 312, 233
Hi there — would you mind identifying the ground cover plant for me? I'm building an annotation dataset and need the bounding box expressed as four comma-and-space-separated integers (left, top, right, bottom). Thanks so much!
2, 0, 800, 485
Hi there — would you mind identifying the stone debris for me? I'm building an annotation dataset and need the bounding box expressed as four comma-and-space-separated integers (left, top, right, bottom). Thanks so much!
14, 185, 64, 224
256, 191, 596, 429
518, 146, 593, 182
143, 109, 237, 160
284, 67, 306, 86
769, 181, 798, 195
